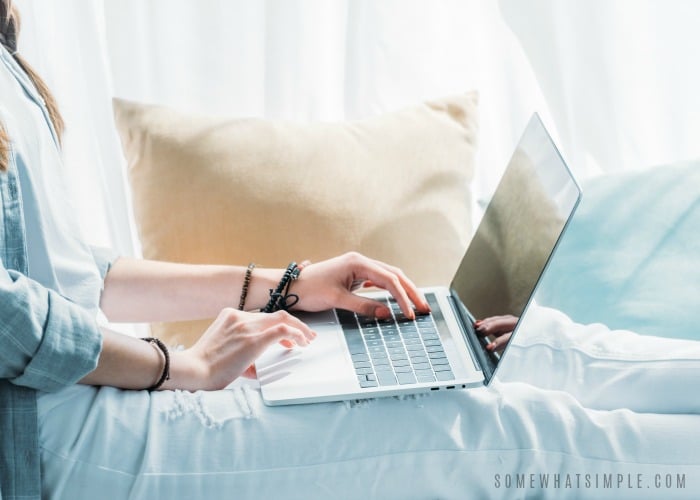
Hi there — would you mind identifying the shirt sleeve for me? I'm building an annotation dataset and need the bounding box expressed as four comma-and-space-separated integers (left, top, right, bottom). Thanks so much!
0, 261, 103, 392
89, 245, 121, 281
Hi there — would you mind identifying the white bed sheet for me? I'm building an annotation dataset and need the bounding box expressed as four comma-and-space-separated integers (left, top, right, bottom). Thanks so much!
38, 306, 700, 499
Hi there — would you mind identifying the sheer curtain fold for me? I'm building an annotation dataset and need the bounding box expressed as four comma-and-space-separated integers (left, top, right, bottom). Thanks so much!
500, 0, 700, 178
14, 0, 699, 256
17, 0, 137, 255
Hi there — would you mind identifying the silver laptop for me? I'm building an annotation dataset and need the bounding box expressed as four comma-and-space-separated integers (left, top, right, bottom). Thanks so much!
256, 114, 582, 405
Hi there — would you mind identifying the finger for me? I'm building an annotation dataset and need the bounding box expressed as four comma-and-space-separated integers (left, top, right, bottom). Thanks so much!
263, 323, 311, 347
264, 310, 317, 342
334, 293, 393, 320
486, 332, 512, 353
371, 260, 431, 314
350, 258, 415, 319
476, 315, 518, 336
476, 314, 518, 325
242, 364, 257, 379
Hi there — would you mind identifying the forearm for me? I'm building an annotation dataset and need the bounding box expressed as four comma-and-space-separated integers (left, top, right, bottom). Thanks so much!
80, 327, 203, 391
100, 258, 283, 323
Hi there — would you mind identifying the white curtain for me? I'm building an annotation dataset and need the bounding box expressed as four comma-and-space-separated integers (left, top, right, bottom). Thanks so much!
500, 0, 700, 178
14, 0, 700, 255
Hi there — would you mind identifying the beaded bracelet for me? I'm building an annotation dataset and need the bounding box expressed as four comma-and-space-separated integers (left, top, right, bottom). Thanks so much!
238, 262, 256, 310
261, 261, 302, 313
141, 337, 171, 391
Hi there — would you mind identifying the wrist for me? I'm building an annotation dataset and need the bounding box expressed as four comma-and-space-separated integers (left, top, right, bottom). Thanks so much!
160, 350, 209, 391
241, 266, 284, 310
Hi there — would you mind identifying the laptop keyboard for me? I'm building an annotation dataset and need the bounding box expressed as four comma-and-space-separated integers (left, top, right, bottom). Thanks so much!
336, 296, 455, 388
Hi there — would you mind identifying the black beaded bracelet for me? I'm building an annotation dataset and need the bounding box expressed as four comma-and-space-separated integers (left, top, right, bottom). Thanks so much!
261, 262, 302, 313
238, 262, 256, 310
141, 337, 171, 391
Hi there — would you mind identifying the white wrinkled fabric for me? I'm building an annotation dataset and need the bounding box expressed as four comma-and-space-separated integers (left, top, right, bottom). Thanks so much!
38, 308, 700, 499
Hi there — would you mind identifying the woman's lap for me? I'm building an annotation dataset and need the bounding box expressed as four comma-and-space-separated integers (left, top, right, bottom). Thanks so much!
38, 379, 700, 499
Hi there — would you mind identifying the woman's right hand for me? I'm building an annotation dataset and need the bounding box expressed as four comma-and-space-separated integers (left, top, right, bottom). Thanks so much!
166, 308, 317, 391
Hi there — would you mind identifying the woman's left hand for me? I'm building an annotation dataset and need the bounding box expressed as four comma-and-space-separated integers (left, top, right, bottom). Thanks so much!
292, 252, 431, 320
475, 315, 518, 353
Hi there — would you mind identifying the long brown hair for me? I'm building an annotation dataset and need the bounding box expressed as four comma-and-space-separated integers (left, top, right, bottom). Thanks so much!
1, 0, 63, 172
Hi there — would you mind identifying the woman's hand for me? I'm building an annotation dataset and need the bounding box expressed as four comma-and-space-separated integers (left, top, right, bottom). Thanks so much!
292, 252, 431, 320
167, 308, 316, 391
475, 315, 518, 353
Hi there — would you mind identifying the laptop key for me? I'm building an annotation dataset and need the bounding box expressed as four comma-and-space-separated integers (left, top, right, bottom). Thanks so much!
422, 338, 442, 347
428, 351, 447, 360
344, 327, 362, 337
397, 372, 417, 385
373, 357, 390, 366
409, 353, 428, 362
337, 309, 356, 325
351, 353, 369, 362
433, 362, 453, 371
371, 350, 389, 358
418, 326, 437, 334
348, 344, 367, 355
412, 362, 431, 371
377, 372, 398, 386
355, 367, 374, 375
353, 361, 372, 369
417, 374, 436, 383
431, 358, 450, 366
394, 365, 413, 374
435, 370, 455, 381
426, 345, 445, 353
392, 359, 410, 368
359, 379, 379, 388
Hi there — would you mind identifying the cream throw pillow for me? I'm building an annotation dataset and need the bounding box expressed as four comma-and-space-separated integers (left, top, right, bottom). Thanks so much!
113, 93, 478, 346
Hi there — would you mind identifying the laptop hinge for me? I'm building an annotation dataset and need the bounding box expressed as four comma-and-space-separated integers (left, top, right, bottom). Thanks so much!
447, 291, 497, 385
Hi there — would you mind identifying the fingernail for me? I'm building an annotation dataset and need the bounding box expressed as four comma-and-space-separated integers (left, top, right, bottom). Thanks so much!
486, 343, 494, 351
475, 320, 483, 326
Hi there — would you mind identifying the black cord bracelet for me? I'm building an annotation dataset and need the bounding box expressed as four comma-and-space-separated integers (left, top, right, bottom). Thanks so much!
238, 262, 256, 310
261, 262, 302, 313
141, 337, 171, 391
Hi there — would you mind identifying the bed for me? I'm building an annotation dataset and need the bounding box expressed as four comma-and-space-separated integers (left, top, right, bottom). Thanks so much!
35, 157, 700, 499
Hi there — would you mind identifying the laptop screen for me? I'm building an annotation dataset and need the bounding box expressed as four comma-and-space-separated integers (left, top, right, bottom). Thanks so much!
449, 114, 581, 364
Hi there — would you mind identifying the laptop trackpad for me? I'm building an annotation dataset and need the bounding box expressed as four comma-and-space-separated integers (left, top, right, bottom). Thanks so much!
256, 311, 354, 390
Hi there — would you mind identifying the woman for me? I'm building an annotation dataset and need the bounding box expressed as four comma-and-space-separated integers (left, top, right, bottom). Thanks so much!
7, 3, 673, 500
0, 1, 442, 496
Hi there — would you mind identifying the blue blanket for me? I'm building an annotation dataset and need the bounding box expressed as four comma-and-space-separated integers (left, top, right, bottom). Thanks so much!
537, 161, 700, 340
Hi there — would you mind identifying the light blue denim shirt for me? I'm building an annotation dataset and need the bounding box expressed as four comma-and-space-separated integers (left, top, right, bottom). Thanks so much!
0, 46, 113, 499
